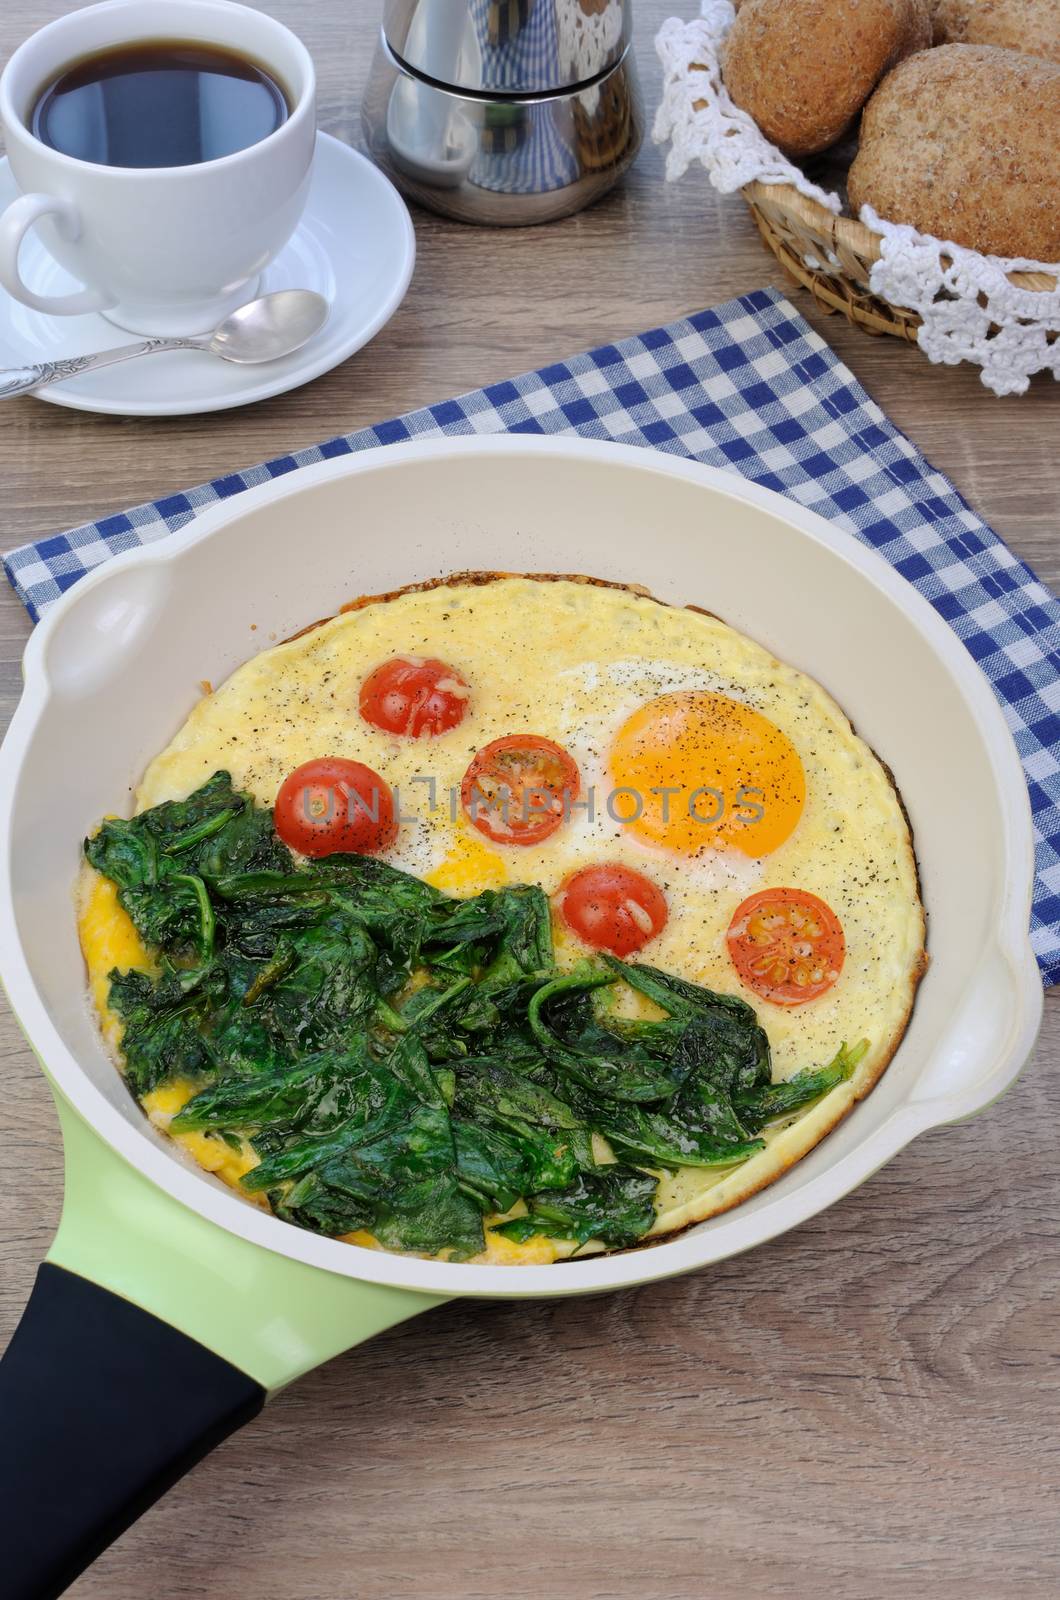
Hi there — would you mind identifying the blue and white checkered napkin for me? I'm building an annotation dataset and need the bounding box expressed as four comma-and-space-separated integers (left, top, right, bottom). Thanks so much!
6, 287, 1060, 984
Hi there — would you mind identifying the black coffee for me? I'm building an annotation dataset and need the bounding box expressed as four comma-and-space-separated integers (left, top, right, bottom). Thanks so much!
31, 40, 289, 169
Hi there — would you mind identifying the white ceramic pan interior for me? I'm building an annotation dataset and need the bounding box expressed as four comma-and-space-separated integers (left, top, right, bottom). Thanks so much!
0, 436, 1043, 1298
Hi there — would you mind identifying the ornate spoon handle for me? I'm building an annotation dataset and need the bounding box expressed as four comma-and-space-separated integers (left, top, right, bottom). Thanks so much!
0, 336, 203, 397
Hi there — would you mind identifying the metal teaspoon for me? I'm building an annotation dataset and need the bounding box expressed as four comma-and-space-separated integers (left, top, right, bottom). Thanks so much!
0, 290, 330, 398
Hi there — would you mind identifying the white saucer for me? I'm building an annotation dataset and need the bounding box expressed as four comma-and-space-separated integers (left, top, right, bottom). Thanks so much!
0, 133, 415, 416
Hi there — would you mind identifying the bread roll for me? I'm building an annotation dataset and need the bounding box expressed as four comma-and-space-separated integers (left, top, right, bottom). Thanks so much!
848, 44, 1060, 258
722, 0, 932, 156
932, 0, 1060, 64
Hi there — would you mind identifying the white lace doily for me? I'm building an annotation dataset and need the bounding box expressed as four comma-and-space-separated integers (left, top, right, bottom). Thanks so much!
654, 2, 1060, 396
558, 0, 626, 82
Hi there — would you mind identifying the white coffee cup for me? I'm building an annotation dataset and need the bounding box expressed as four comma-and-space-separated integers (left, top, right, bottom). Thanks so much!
0, 0, 316, 334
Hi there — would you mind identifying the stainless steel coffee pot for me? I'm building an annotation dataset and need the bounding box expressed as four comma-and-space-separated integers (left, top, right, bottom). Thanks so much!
362, 0, 643, 225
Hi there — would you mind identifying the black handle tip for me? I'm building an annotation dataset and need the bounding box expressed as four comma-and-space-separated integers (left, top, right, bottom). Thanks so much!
0, 1263, 265, 1600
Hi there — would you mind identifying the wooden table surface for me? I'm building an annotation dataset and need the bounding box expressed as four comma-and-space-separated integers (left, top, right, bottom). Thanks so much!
1, 4, 1057, 1597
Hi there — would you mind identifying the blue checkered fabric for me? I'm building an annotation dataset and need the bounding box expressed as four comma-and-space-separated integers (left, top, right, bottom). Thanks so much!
5, 287, 1059, 984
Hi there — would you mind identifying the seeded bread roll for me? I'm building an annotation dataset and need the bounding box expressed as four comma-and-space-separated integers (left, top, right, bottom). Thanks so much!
848, 44, 1060, 258
722, 0, 932, 156
932, 0, 1060, 63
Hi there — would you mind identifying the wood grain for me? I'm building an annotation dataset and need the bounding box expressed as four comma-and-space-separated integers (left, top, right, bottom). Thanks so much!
1, 4, 1057, 1597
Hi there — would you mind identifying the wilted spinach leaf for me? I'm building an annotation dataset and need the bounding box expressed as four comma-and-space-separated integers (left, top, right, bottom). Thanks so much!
89, 772, 867, 1259
494, 1166, 659, 1249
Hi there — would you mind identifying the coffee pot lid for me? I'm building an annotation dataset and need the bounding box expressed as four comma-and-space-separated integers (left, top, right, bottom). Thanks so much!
381, 0, 631, 96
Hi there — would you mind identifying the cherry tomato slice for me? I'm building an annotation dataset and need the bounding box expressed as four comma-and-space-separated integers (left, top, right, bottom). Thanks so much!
461, 735, 580, 846
274, 757, 397, 858
726, 887, 844, 1005
359, 656, 471, 739
557, 863, 668, 957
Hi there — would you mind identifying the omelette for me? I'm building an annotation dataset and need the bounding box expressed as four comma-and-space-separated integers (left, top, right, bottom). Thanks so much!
78, 574, 926, 1263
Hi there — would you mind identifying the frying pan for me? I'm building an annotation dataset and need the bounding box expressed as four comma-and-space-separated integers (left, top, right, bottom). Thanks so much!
0, 436, 1042, 1598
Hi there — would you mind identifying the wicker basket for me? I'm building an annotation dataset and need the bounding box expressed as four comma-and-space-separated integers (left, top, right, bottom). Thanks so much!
741, 181, 1058, 341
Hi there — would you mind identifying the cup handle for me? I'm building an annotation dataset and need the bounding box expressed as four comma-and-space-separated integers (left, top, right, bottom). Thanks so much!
0, 192, 114, 316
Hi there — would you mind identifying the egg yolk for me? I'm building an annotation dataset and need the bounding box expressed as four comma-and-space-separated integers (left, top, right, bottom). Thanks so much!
609, 691, 805, 858
78, 868, 155, 1049
426, 826, 508, 895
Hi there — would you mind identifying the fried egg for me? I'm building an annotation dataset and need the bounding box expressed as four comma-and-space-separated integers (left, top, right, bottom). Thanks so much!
79, 575, 926, 1259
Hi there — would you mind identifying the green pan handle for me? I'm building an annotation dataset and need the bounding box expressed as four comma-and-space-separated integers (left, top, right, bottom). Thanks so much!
45, 1092, 445, 1388
0, 1089, 446, 1599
